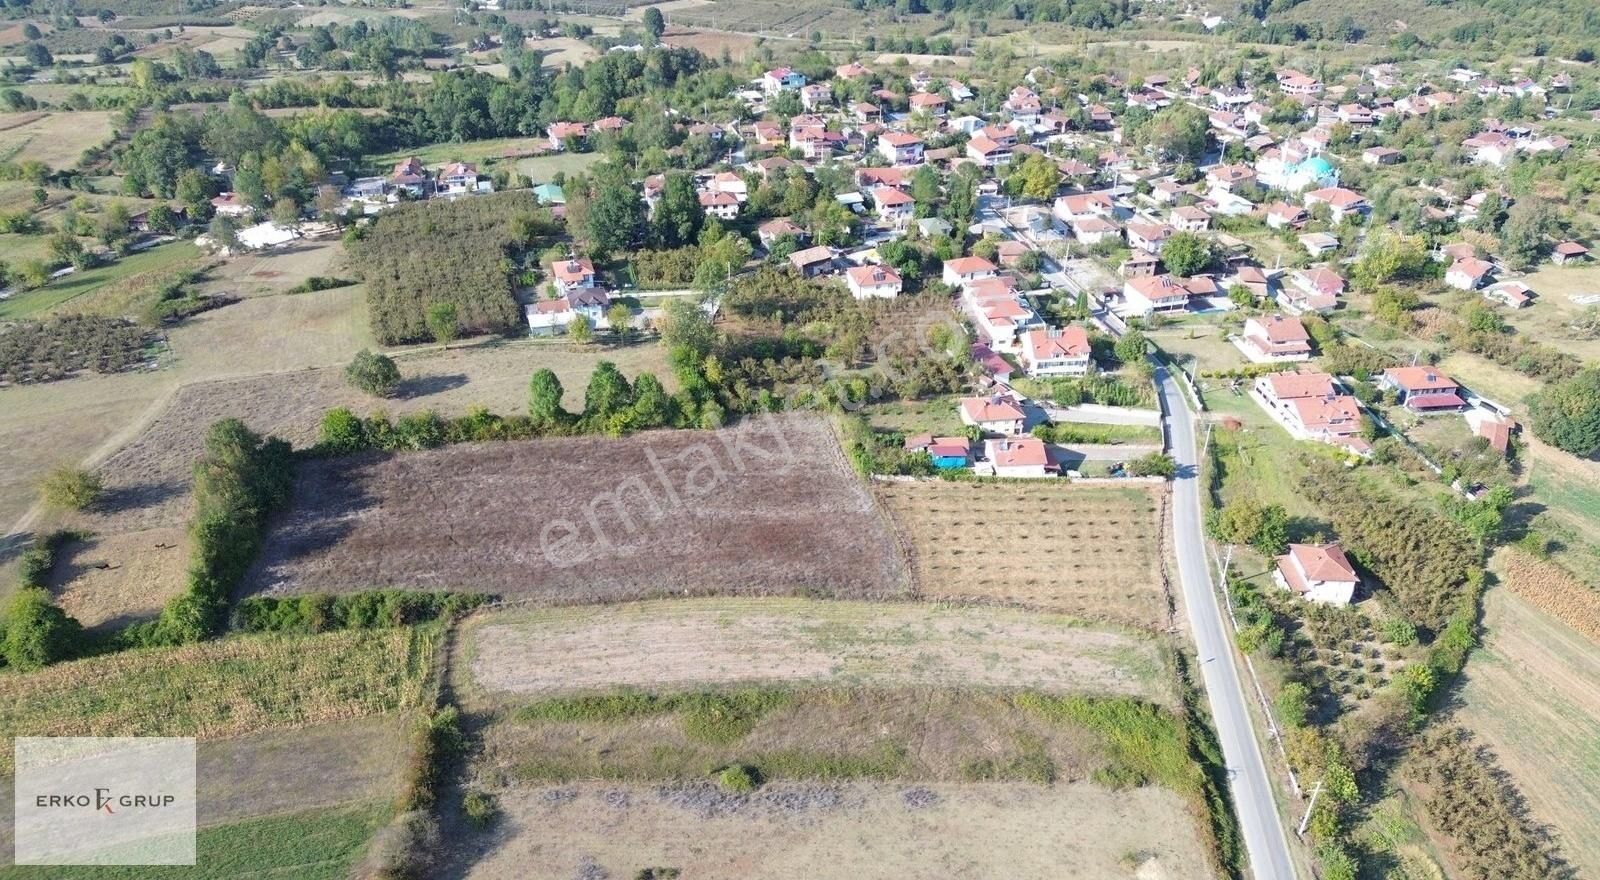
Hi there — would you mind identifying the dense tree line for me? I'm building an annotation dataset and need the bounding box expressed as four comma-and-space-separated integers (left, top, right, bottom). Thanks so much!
347, 192, 548, 344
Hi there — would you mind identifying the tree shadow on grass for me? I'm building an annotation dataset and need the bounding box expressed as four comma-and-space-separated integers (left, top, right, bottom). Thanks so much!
397, 372, 469, 400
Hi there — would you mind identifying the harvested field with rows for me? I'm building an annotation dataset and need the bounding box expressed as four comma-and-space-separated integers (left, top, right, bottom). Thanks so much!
1496, 549, 1600, 642
877, 481, 1170, 630
463, 599, 1171, 707
245, 416, 908, 602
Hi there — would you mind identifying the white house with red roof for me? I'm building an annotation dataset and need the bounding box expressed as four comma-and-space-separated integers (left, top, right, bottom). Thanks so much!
1485, 281, 1533, 309
1122, 274, 1193, 317
698, 190, 741, 221
836, 61, 871, 80
909, 92, 947, 116
547, 121, 588, 150
1381, 366, 1466, 414
550, 257, 597, 293
209, 192, 253, 218
966, 135, 1013, 167
800, 82, 833, 111
871, 186, 914, 227
1303, 187, 1370, 222
1274, 543, 1359, 604
1253, 370, 1368, 452
1281, 266, 1345, 314
1126, 221, 1177, 255
1445, 256, 1495, 290
762, 67, 806, 94
877, 131, 924, 166
960, 395, 1026, 435
845, 264, 902, 299
1021, 326, 1094, 378
983, 436, 1053, 478
1238, 315, 1313, 363
942, 256, 999, 288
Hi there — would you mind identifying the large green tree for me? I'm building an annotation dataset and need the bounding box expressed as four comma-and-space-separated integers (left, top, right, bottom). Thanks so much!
1529, 368, 1600, 457
528, 368, 568, 427
584, 361, 634, 422
651, 172, 703, 249
1160, 232, 1212, 277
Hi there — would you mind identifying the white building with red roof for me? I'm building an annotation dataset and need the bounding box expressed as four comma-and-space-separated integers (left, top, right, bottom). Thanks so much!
877, 131, 924, 165
1303, 187, 1370, 222
1274, 543, 1359, 604
983, 436, 1054, 478
1381, 366, 1466, 414
1122, 274, 1193, 317
960, 395, 1026, 435
550, 257, 597, 292
942, 256, 999, 288
1238, 315, 1312, 363
845, 264, 902, 300
1253, 370, 1368, 452
1021, 326, 1093, 378
1445, 256, 1495, 290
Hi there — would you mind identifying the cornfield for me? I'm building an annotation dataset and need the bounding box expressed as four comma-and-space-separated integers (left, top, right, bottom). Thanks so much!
0, 627, 436, 771
1500, 549, 1600, 643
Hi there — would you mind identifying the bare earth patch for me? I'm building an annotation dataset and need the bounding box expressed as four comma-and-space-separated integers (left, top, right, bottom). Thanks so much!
245, 416, 908, 603
49, 527, 187, 630
879, 480, 1170, 630
466, 598, 1168, 706
453, 781, 1211, 880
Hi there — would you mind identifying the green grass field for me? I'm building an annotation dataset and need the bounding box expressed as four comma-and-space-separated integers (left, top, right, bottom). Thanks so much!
370, 139, 603, 181
0, 241, 201, 319
6, 799, 391, 879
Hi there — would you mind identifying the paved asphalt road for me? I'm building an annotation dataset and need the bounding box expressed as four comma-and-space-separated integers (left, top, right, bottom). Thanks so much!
1156, 363, 1299, 880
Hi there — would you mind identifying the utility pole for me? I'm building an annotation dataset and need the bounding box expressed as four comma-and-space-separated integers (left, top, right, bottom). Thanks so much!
1296, 778, 1325, 837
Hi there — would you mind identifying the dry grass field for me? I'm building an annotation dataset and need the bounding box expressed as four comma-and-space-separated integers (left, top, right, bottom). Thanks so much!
452, 780, 1212, 880
1456, 584, 1600, 879
245, 416, 908, 602
0, 110, 116, 168
878, 481, 1169, 630
464, 599, 1171, 706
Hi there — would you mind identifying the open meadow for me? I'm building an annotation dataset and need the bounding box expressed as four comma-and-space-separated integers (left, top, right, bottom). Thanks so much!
0, 110, 116, 169
876, 480, 1170, 630
244, 416, 908, 602
464, 598, 1171, 706
1456, 579, 1600, 879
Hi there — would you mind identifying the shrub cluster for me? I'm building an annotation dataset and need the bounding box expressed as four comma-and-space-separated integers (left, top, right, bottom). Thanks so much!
1, 531, 87, 671
235, 591, 489, 634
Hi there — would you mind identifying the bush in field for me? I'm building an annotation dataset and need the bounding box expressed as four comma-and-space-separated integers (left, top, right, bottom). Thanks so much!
319, 407, 366, 454
461, 790, 498, 830
1127, 452, 1177, 478
2, 587, 84, 670
38, 466, 102, 510
355, 809, 439, 880
716, 764, 760, 793
346, 349, 401, 398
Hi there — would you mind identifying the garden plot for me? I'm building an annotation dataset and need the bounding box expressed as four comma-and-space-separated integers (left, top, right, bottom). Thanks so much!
877, 481, 1170, 630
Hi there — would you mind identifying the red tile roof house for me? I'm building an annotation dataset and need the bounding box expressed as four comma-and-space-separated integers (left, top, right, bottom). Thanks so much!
1021, 326, 1094, 378
1553, 240, 1590, 265
1274, 543, 1359, 605
1281, 266, 1345, 314
877, 131, 925, 165
1252, 370, 1368, 452
942, 255, 999, 288
970, 342, 1014, 383
1238, 315, 1312, 363
1484, 281, 1533, 309
1466, 409, 1516, 455
1303, 186, 1370, 222
1445, 256, 1494, 290
871, 186, 915, 227
846, 264, 902, 299
1122, 274, 1194, 317
550, 257, 597, 293
960, 395, 1026, 435
1382, 366, 1466, 414
982, 436, 1055, 478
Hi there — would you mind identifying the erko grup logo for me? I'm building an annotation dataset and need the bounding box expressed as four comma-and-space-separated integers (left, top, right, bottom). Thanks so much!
15, 737, 197, 866
35, 788, 181, 814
